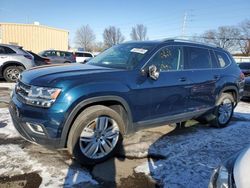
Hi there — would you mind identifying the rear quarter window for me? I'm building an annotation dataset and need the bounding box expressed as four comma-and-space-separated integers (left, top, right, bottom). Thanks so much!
65, 52, 72, 57
214, 51, 231, 68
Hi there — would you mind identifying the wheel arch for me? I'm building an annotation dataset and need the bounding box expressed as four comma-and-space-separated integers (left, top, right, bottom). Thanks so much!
1, 61, 25, 75
59, 95, 133, 147
219, 85, 239, 105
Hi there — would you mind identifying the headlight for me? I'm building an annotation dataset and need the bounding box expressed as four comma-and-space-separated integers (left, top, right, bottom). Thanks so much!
26, 86, 61, 108
209, 165, 229, 188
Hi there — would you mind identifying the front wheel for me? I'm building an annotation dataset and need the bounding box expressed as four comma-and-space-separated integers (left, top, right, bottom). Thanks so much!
67, 105, 125, 165
210, 93, 235, 128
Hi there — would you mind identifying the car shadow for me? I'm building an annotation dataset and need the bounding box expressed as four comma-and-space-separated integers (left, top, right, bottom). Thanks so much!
63, 138, 126, 188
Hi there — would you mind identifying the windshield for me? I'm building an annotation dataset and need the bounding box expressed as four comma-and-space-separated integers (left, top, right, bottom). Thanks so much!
87, 43, 155, 69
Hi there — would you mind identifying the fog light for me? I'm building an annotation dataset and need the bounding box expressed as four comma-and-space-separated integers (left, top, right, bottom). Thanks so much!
26, 122, 45, 135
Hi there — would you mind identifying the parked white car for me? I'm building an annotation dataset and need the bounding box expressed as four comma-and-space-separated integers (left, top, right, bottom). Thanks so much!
209, 146, 250, 188
74, 51, 94, 63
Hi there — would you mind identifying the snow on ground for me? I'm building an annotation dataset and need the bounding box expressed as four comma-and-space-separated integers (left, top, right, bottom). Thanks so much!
135, 101, 250, 188
0, 108, 20, 138
0, 107, 97, 187
0, 144, 97, 187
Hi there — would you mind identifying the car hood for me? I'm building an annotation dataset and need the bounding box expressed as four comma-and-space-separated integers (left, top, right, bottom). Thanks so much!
233, 146, 250, 188
20, 63, 120, 86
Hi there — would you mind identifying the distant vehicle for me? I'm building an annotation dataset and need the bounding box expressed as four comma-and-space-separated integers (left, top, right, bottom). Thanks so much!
0, 44, 35, 82
243, 77, 250, 98
74, 51, 94, 63
238, 62, 250, 77
39, 50, 76, 64
27, 51, 51, 66
209, 146, 250, 188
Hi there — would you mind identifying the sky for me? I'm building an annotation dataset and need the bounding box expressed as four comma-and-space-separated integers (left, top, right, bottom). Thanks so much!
0, 0, 250, 47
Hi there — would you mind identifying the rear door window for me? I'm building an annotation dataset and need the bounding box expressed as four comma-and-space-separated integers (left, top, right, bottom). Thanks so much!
214, 51, 231, 68
0, 46, 16, 54
75, 52, 84, 57
184, 47, 212, 69
4, 47, 16, 54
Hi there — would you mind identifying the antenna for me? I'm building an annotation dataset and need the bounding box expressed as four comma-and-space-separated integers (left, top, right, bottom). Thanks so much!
182, 12, 187, 39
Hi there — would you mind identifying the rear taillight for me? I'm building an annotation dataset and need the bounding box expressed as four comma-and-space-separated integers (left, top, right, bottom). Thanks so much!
240, 72, 245, 81
44, 59, 51, 64
24, 55, 33, 60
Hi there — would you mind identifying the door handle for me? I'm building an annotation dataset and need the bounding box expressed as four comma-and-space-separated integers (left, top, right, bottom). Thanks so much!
179, 77, 187, 82
0, 56, 7, 58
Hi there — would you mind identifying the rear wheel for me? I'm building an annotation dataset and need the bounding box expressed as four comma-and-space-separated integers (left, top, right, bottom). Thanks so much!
67, 105, 125, 165
210, 93, 235, 128
3, 66, 24, 82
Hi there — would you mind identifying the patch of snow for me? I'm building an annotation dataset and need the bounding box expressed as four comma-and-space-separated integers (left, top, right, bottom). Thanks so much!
0, 108, 20, 138
234, 101, 250, 120
0, 144, 97, 187
0, 83, 15, 90
134, 102, 250, 187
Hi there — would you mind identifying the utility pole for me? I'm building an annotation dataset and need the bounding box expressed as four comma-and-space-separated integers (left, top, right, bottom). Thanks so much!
182, 12, 187, 39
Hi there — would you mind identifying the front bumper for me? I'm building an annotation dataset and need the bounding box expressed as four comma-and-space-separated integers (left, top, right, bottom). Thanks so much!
9, 102, 62, 148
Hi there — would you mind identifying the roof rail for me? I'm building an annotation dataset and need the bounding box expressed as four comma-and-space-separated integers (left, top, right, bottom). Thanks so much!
161, 38, 220, 48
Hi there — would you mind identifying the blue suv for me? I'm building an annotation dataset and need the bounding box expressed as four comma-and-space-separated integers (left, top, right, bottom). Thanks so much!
9, 39, 245, 164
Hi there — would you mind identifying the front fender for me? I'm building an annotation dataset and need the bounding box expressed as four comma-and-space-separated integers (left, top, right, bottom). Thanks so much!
55, 82, 133, 147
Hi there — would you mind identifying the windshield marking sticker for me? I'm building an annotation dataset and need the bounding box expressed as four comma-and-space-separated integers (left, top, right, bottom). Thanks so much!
130, 48, 148, 54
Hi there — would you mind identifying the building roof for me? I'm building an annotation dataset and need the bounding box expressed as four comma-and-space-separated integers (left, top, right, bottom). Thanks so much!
0, 22, 68, 33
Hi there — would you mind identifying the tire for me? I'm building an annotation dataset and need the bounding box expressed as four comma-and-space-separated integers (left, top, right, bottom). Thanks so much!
3, 66, 24, 82
210, 93, 235, 128
64, 61, 70, 64
67, 105, 125, 165
176, 121, 186, 129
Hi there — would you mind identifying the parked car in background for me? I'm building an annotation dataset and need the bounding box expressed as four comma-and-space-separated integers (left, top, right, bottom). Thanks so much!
74, 51, 94, 63
9, 39, 244, 165
0, 44, 35, 82
39, 50, 76, 64
209, 146, 250, 188
243, 76, 250, 98
238, 62, 250, 77
27, 51, 51, 66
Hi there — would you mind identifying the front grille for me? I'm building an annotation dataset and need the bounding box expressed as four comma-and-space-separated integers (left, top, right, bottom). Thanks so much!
16, 81, 31, 103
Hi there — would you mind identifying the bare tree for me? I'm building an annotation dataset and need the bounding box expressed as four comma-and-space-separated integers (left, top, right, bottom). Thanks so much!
130, 24, 148, 41
239, 19, 250, 55
75, 25, 95, 51
103, 26, 125, 48
200, 26, 241, 52
92, 42, 105, 52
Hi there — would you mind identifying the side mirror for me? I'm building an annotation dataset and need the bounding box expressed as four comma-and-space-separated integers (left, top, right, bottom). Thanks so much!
149, 65, 159, 80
